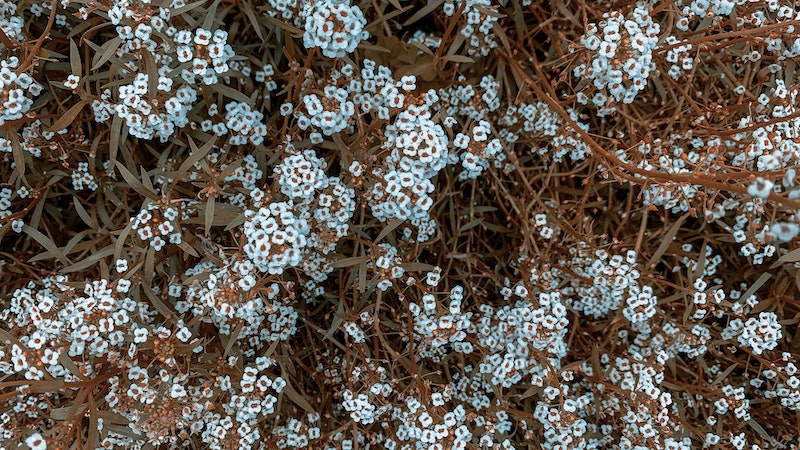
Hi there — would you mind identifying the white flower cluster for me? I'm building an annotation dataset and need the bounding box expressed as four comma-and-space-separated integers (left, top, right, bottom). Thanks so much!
676, 323, 713, 358
442, 0, 498, 57
439, 75, 501, 122
498, 102, 589, 163
343, 321, 367, 343
173, 28, 234, 86
725, 311, 783, 355
573, 5, 659, 113
271, 414, 322, 448
302, 0, 369, 58
532, 390, 595, 449
177, 261, 298, 350
630, 139, 698, 213
292, 60, 417, 141
0, 187, 12, 223
243, 200, 310, 275
92, 75, 198, 142
676, 0, 735, 26
607, 354, 666, 400
663, 36, 694, 80
276, 148, 355, 254
408, 285, 474, 361
219, 101, 269, 146
368, 243, 404, 291
566, 247, 650, 320
265, 0, 300, 21
761, 353, 800, 411
457, 120, 505, 180
0, 0, 24, 42
297, 86, 355, 136
244, 148, 355, 279
131, 202, 183, 252
0, 57, 42, 127
225, 154, 264, 196
71, 161, 98, 191
2, 277, 150, 385
254, 63, 279, 91
388, 397, 473, 450
474, 291, 569, 388
367, 102, 451, 241
714, 384, 751, 421
341, 389, 393, 425
105, 359, 286, 449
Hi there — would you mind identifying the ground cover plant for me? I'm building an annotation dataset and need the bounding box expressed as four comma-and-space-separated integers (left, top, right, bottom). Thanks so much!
1, 0, 800, 448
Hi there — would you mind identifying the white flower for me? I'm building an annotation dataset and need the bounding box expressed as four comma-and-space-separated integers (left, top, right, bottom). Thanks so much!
747, 177, 774, 199
64, 74, 80, 90
26, 433, 46, 450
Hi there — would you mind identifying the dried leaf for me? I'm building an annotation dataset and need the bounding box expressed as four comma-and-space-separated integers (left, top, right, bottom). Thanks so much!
770, 247, 800, 269
403, 0, 444, 26
46, 99, 86, 133
331, 256, 368, 268
114, 161, 156, 200
281, 381, 315, 414
90, 36, 122, 70
69, 39, 81, 78
374, 219, 403, 243
171, 136, 217, 190
22, 225, 70, 264
204, 196, 215, 237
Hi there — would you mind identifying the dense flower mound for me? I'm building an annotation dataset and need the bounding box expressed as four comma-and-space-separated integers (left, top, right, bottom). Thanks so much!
302, 0, 369, 58
573, 5, 659, 114
3, 1, 800, 449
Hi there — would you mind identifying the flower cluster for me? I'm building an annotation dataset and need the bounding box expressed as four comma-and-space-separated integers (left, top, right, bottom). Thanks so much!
173, 28, 235, 86
92, 75, 198, 142
177, 260, 298, 351
573, 5, 659, 113
219, 101, 269, 146
131, 201, 183, 251
408, 285, 474, 361
366, 102, 451, 241
442, 0, 499, 57
0, 57, 41, 127
302, 0, 369, 58
244, 147, 355, 280
474, 290, 569, 388
725, 311, 783, 355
